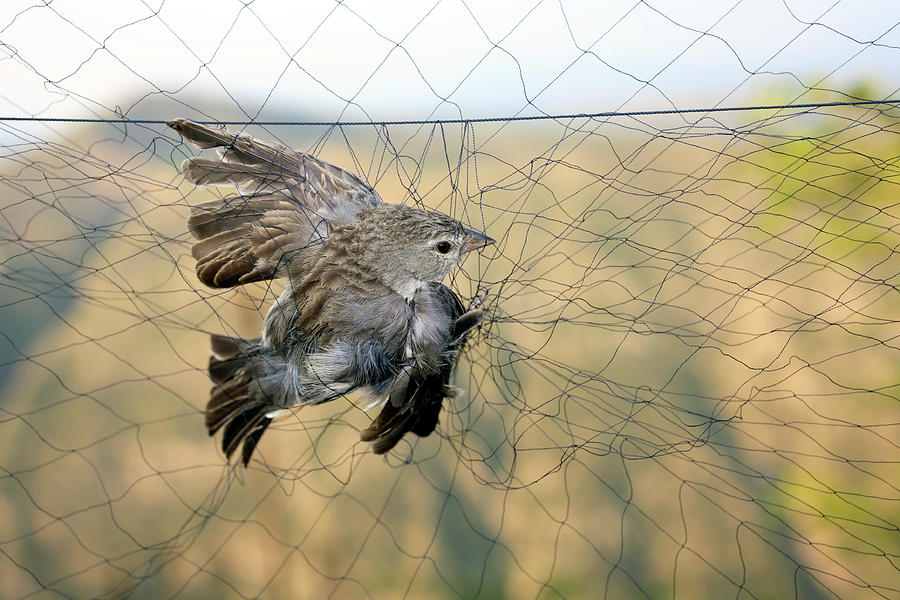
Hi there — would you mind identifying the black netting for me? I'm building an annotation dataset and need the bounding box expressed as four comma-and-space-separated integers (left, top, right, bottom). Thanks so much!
1, 2, 898, 599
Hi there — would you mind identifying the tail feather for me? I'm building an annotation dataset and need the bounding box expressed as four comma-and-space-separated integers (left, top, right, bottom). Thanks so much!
208, 335, 260, 385
241, 419, 272, 466
210, 332, 258, 357
222, 405, 270, 465
205, 375, 251, 434
204, 334, 275, 466
208, 355, 249, 386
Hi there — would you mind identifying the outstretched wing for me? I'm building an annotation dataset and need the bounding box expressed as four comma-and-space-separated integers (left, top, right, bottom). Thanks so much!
169, 119, 382, 288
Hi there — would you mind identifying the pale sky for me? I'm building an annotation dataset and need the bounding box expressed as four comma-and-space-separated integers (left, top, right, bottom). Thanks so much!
1, 0, 898, 124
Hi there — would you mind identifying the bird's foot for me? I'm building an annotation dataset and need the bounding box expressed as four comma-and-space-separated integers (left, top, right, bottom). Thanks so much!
468, 290, 488, 311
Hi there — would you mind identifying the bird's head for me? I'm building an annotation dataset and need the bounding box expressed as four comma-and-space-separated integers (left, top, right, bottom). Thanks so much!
348, 205, 494, 299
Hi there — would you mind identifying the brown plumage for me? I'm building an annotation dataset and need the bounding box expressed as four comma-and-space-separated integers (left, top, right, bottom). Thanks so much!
169, 119, 493, 465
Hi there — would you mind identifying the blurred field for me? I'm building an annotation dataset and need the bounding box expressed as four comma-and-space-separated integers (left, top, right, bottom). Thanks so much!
1, 103, 898, 599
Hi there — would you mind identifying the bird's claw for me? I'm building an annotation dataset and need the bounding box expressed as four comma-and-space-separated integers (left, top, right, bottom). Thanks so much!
468, 290, 488, 312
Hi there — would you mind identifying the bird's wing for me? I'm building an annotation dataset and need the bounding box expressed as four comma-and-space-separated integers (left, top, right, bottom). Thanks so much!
169, 119, 382, 288
360, 285, 485, 454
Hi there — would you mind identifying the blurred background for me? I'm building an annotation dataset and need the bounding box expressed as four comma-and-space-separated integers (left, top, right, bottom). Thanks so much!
1, 1, 898, 598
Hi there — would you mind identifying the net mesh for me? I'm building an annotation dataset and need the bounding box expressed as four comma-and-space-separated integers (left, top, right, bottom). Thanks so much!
1, 1, 898, 598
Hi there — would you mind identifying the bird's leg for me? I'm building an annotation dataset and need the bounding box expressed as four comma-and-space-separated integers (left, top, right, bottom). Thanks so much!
451, 290, 489, 343
467, 290, 488, 311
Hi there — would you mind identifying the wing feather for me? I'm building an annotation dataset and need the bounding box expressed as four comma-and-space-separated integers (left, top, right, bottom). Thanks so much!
169, 119, 382, 288
360, 285, 485, 454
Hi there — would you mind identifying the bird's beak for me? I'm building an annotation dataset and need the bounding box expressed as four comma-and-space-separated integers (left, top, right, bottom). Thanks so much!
461, 228, 495, 254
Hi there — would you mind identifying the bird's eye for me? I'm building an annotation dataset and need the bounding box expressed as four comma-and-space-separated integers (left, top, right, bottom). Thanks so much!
435, 241, 453, 254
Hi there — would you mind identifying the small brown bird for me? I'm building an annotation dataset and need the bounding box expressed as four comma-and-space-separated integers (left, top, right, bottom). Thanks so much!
169, 119, 493, 465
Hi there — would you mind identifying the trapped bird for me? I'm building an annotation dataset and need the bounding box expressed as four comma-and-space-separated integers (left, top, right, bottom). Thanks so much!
169, 119, 493, 466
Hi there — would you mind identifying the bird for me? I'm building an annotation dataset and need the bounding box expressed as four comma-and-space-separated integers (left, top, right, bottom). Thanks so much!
168, 119, 493, 466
